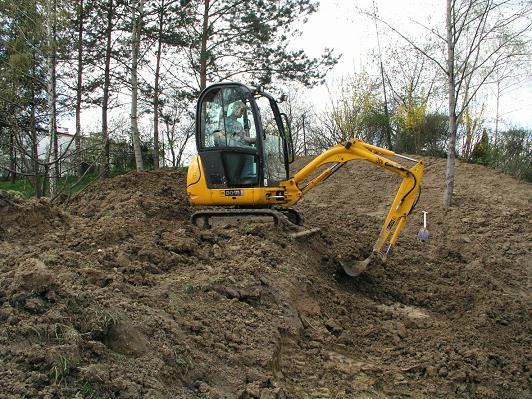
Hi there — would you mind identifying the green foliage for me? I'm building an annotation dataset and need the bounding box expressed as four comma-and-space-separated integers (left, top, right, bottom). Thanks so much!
325, 71, 448, 154
78, 132, 158, 175
0, 171, 113, 198
394, 106, 448, 156
422, 112, 448, 157
197, 0, 338, 88
327, 72, 387, 145
393, 91, 427, 153
470, 129, 490, 165
364, 110, 391, 147
0, 0, 47, 126
0, 177, 38, 197
489, 128, 532, 182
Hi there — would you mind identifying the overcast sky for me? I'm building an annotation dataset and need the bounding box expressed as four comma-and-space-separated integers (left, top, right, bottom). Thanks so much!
294, 0, 532, 129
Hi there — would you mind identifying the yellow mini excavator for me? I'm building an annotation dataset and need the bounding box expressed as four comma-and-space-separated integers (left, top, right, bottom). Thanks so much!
187, 83, 424, 276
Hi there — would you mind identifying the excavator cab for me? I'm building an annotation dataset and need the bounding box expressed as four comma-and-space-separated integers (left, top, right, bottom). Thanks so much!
195, 82, 293, 191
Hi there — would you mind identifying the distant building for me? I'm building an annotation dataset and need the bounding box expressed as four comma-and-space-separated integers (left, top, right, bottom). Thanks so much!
35, 127, 88, 176
37, 127, 77, 159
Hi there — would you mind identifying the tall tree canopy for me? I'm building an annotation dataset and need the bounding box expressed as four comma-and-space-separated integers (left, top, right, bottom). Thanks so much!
192, 0, 338, 90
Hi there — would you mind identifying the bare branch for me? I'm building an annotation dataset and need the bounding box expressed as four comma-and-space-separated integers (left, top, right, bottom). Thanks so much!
373, 14, 448, 74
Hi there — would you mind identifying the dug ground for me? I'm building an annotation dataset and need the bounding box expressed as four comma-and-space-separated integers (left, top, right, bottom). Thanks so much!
0, 157, 530, 398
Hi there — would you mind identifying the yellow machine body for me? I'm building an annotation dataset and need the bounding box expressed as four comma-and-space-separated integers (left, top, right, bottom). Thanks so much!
187, 82, 425, 270
187, 154, 289, 206
187, 138, 425, 260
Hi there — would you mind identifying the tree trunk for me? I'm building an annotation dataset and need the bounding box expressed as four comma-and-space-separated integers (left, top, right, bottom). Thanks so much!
460, 73, 474, 160
76, 0, 84, 177
46, 0, 58, 196
463, 108, 473, 160
42, 130, 53, 196
164, 118, 176, 167
382, 85, 392, 149
199, 0, 210, 90
302, 114, 307, 156
378, 56, 392, 149
494, 80, 500, 146
443, 0, 456, 208
30, 91, 41, 198
153, 5, 164, 169
130, 0, 145, 171
9, 130, 16, 184
102, 0, 114, 178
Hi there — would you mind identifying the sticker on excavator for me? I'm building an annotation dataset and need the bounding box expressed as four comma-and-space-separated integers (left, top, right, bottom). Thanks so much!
225, 189, 243, 196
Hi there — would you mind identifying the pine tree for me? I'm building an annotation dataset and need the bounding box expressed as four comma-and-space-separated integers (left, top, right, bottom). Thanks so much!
0, 0, 48, 196
192, 0, 338, 90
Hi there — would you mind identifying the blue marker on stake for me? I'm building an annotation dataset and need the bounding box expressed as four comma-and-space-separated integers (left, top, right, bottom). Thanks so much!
417, 211, 430, 241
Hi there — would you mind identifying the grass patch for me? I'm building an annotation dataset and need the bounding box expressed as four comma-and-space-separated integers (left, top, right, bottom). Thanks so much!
0, 170, 126, 198
50, 354, 70, 384
78, 381, 99, 399
0, 178, 35, 197
95, 310, 117, 334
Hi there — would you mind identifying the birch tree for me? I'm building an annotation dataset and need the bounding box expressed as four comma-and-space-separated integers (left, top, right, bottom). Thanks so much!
442, 0, 530, 207
130, 0, 145, 170
102, 0, 115, 177
45, 0, 58, 195
75, 0, 84, 176
375, 0, 531, 207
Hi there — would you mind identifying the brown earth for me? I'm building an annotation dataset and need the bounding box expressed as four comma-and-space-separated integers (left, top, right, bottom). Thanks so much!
0, 158, 530, 399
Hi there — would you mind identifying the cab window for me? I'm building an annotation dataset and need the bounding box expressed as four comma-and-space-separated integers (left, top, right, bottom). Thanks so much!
200, 87, 257, 149
255, 96, 286, 183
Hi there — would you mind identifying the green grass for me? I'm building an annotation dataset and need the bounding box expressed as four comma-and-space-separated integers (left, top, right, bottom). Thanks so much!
0, 171, 123, 198
49, 354, 70, 384
0, 178, 33, 196
78, 381, 99, 399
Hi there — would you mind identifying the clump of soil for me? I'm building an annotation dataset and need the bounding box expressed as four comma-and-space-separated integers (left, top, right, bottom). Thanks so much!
0, 160, 530, 398
0, 190, 69, 242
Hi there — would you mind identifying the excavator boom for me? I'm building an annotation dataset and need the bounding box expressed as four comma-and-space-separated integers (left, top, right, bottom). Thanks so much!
279, 139, 424, 269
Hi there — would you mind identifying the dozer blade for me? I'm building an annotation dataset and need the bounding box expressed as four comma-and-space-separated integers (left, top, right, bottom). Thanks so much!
288, 227, 321, 240
338, 254, 374, 277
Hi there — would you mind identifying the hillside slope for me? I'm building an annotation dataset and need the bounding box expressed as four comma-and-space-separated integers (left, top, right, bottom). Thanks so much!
0, 158, 530, 398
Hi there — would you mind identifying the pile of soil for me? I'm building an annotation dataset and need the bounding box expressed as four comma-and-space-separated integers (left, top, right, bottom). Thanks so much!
0, 160, 530, 399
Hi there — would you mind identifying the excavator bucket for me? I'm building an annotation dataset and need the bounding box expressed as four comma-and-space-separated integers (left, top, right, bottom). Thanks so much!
339, 255, 373, 277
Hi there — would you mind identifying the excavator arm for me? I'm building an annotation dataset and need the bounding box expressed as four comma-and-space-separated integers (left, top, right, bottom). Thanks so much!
280, 139, 424, 267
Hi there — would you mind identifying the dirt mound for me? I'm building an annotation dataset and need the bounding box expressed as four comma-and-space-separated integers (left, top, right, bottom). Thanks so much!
68, 168, 190, 221
0, 190, 69, 241
0, 160, 530, 398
